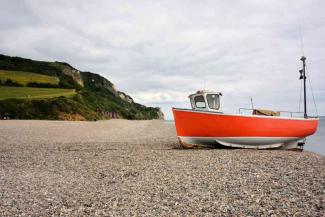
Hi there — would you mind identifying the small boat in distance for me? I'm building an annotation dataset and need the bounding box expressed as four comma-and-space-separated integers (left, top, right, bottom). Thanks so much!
172, 57, 319, 150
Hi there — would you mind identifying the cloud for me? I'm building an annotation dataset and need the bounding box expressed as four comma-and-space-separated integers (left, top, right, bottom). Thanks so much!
1, 0, 324, 119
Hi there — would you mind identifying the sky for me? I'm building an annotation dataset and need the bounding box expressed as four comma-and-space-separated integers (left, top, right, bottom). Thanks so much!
0, 0, 324, 119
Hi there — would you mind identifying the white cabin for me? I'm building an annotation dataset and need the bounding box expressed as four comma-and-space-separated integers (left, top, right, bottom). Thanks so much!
189, 90, 222, 112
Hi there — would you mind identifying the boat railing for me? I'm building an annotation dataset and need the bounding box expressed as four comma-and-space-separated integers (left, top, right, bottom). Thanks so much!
277, 110, 305, 117
238, 108, 304, 117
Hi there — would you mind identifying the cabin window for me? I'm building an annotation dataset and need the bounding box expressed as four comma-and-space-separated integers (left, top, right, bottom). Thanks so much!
207, 94, 220, 110
194, 95, 206, 108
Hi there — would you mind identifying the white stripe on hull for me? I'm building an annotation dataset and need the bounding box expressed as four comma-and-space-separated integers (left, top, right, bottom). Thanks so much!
179, 136, 303, 149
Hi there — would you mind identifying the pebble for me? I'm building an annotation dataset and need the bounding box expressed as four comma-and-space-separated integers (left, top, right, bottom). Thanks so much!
0, 120, 324, 216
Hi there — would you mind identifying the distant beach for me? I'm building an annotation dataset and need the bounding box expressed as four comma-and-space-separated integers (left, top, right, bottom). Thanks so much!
0, 120, 324, 216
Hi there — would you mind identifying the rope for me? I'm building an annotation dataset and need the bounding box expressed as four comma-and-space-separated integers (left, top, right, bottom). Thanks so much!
299, 78, 302, 112
305, 64, 319, 117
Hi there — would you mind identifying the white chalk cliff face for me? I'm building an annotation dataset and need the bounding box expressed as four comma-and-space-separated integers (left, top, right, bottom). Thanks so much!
157, 108, 164, 120
118, 91, 134, 103
62, 66, 84, 87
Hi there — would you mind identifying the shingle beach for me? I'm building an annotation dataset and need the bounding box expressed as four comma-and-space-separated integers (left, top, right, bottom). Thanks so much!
0, 120, 324, 216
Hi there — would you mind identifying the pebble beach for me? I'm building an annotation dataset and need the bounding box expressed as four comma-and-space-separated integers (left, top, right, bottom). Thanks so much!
0, 120, 324, 216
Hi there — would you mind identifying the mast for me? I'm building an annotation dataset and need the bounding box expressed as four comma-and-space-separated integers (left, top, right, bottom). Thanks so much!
299, 56, 307, 118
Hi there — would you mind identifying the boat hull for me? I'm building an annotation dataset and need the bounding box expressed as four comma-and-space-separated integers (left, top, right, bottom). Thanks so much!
172, 108, 318, 149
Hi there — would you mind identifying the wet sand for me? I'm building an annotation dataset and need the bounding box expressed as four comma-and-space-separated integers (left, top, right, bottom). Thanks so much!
0, 120, 324, 216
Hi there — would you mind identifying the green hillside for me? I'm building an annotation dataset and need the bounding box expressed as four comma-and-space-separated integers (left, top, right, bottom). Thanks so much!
0, 55, 65, 76
0, 70, 59, 86
0, 86, 75, 100
0, 54, 163, 120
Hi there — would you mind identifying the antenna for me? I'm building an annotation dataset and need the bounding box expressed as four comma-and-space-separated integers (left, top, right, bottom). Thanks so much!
203, 71, 206, 90
298, 17, 305, 56
250, 97, 254, 109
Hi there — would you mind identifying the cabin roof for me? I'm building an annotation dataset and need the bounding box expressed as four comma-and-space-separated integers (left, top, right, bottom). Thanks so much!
188, 90, 222, 98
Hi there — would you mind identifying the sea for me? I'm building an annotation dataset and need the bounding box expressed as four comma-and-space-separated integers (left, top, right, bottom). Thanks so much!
305, 116, 325, 156
165, 117, 325, 156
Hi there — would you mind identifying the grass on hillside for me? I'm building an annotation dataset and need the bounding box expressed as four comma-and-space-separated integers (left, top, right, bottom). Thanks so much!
0, 70, 59, 86
0, 86, 76, 100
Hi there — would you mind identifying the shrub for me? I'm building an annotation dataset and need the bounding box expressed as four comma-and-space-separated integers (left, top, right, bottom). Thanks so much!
26, 82, 59, 88
1, 79, 23, 87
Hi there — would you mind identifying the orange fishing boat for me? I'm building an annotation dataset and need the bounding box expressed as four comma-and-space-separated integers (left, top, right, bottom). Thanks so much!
172, 57, 319, 149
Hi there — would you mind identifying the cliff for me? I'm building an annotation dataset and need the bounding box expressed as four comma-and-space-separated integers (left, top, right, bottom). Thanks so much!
0, 54, 163, 120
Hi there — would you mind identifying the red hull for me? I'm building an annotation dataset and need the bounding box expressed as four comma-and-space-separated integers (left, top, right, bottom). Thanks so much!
173, 108, 318, 139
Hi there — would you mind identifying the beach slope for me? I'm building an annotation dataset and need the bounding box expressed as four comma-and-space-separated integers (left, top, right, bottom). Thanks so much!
0, 120, 324, 216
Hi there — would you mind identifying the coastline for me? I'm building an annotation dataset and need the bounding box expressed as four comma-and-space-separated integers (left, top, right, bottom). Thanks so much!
0, 120, 324, 216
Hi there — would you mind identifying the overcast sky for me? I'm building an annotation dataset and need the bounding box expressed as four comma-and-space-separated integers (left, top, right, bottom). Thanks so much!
1, 0, 324, 119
